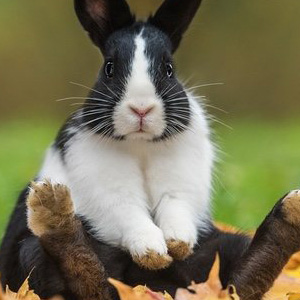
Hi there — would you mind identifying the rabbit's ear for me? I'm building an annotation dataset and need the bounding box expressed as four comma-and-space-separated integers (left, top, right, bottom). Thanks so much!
74, 0, 135, 52
149, 0, 203, 53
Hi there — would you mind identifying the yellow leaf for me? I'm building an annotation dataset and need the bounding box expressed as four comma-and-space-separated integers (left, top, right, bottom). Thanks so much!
288, 293, 300, 300
17, 277, 30, 297
108, 278, 154, 300
284, 267, 300, 279
109, 278, 172, 300
174, 254, 238, 300
2, 276, 40, 300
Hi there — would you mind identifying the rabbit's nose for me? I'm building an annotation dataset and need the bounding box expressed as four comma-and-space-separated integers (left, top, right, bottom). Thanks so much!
130, 105, 154, 118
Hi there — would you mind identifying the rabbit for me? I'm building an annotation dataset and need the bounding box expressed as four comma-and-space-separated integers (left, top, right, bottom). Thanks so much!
1, 0, 214, 275
2, 2, 300, 300
33, 0, 214, 270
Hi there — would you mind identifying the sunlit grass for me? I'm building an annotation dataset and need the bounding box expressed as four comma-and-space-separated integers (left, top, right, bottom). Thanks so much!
0, 118, 300, 239
213, 118, 300, 230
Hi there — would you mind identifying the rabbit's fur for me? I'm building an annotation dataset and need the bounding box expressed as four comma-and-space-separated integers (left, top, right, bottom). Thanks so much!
1, 0, 216, 296
36, 0, 214, 268
2, 2, 300, 299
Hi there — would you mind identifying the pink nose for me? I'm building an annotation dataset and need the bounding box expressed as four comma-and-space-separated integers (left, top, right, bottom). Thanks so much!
130, 106, 154, 118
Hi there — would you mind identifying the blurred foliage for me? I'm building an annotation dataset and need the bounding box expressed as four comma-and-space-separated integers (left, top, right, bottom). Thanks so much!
1, 0, 300, 119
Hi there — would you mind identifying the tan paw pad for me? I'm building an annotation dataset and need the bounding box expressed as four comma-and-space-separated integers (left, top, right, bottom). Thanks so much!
27, 180, 74, 236
282, 190, 300, 225
133, 250, 173, 270
167, 239, 193, 260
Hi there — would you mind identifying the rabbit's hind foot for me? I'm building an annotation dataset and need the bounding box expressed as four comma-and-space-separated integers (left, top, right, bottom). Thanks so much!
27, 180, 75, 237
281, 189, 300, 226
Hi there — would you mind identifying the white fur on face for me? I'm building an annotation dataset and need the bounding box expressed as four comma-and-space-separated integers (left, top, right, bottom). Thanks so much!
113, 33, 166, 140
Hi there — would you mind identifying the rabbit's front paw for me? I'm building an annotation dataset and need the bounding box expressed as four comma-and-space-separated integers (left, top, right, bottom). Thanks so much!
127, 227, 173, 270
166, 239, 193, 260
132, 250, 173, 270
27, 180, 75, 237
162, 225, 196, 260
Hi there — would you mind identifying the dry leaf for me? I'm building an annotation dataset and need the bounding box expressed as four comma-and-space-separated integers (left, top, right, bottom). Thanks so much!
287, 293, 300, 300
108, 278, 171, 300
0, 277, 40, 300
3, 222, 300, 300
174, 254, 237, 300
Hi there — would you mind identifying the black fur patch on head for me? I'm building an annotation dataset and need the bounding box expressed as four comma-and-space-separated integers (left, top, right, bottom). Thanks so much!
74, 0, 135, 52
80, 23, 144, 139
78, 22, 191, 142
149, 0, 203, 53
141, 25, 191, 141
79, 23, 191, 142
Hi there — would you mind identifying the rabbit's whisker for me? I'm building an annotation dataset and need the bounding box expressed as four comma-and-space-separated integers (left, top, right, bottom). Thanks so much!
90, 121, 112, 136
202, 103, 228, 114
56, 97, 114, 105
207, 115, 232, 130
160, 83, 173, 97
69, 81, 113, 99
102, 82, 119, 98
80, 116, 113, 127
74, 111, 113, 120
70, 103, 112, 108
162, 84, 177, 97
186, 82, 224, 91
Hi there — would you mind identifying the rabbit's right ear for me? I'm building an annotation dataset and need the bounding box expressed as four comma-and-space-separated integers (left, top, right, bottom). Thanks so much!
74, 0, 135, 52
149, 0, 203, 53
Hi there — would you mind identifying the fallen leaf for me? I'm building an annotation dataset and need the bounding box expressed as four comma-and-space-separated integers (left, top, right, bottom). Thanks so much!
174, 254, 237, 300
0, 276, 40, 300
287, 293, 300, 300
108, 278, 170, 300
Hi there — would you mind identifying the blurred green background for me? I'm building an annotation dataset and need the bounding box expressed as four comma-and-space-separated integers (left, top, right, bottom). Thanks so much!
1, 0, 300, 239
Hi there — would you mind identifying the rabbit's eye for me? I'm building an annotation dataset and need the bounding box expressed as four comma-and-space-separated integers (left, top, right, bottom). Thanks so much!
105, 62, 114, 78
166, 63, 173, 78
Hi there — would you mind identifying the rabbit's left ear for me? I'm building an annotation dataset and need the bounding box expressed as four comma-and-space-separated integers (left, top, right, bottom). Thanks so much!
149, 0, 203, 53
74, 0, 135, 52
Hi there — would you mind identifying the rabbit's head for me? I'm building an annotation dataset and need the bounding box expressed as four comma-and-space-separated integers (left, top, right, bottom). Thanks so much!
74, 0, 203, 141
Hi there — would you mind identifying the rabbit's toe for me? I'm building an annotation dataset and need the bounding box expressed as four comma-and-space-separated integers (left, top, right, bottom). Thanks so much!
167, 239, 193, 260
133, 250, 173, 270
27, 180, 74, 236
281, 189, 300, 225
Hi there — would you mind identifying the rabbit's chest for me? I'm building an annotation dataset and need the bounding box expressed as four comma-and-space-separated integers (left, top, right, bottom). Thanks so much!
64, 139, 169, 208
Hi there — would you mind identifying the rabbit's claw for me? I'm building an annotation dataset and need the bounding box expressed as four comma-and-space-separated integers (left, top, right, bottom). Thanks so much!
133, 250, 173, 270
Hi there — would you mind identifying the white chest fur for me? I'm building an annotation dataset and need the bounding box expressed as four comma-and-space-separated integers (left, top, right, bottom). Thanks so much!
38, 98, 214, 258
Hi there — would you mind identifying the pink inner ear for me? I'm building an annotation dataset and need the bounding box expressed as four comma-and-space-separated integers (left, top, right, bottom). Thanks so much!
86, 0, 107, 20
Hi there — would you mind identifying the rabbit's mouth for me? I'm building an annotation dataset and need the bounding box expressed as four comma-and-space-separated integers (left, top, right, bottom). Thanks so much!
126, 130, 157, 141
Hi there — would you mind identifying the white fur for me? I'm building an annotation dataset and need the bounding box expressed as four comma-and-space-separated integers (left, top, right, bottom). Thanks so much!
37, 34, 214, 257
113, 34, 166, 140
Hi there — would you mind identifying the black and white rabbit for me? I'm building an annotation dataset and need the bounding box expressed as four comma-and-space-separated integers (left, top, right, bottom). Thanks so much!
34, 0, 213, 269
1, 0, 214, 279
3, 1, 300, 300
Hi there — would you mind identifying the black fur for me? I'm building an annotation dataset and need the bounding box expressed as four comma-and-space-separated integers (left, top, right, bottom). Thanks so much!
0, 0, 252, 298
149, 0, 203, 52
70, 0, 198, 143
80, 24, 140, 139
62, 22, 191, 143
74, 0, 135, 52
142, 25, 191, 141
